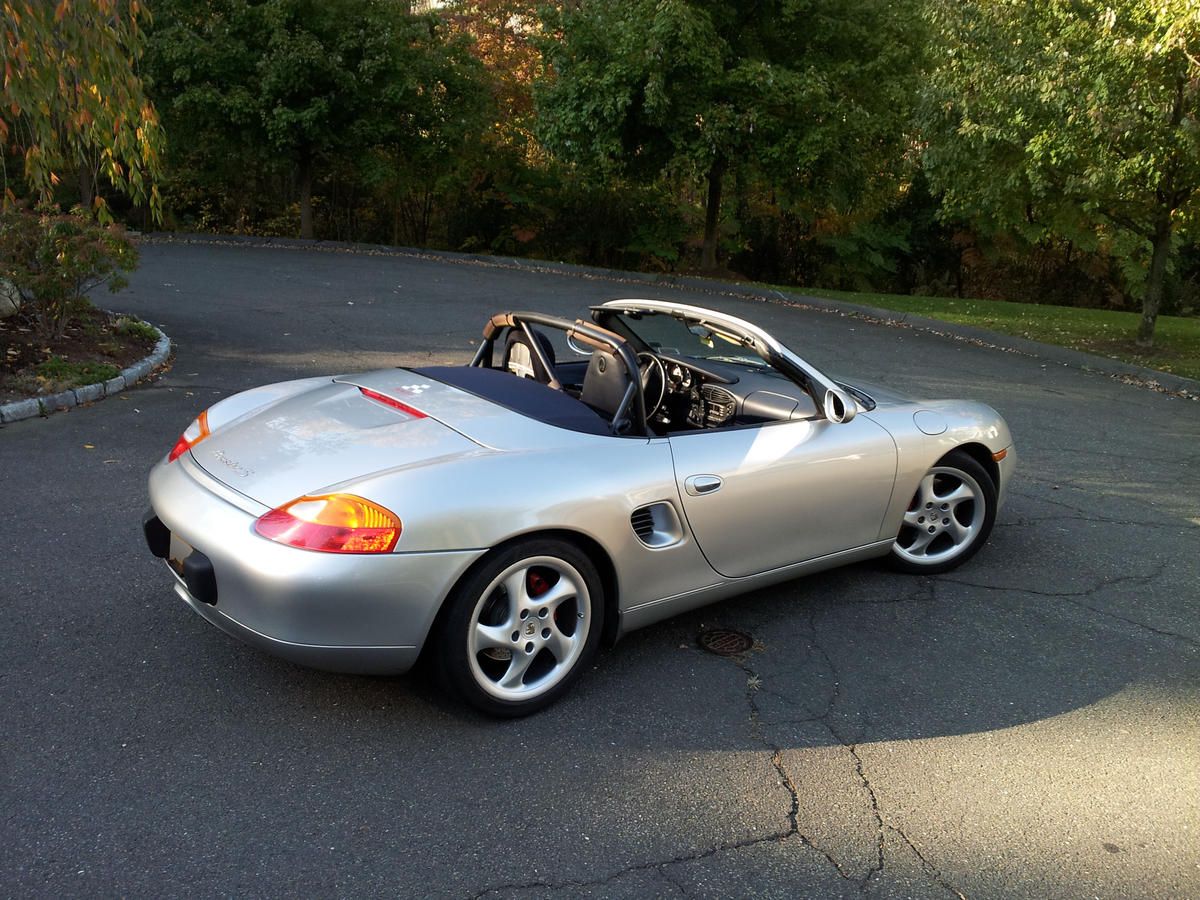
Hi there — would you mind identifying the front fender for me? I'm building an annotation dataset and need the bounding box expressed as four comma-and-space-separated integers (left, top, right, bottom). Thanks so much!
864, 401, 1015, 541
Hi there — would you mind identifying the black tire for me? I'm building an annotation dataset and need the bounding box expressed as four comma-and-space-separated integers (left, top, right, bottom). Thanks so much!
890, 450, 997, 575
435, 538, 604, 717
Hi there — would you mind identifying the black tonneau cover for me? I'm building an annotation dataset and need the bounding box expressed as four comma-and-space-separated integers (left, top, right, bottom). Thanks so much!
413, 366, 612, 436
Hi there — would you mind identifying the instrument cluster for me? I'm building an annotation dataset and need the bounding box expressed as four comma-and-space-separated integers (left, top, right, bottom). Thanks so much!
654, 359, 737, 429
666, 363, 693, 392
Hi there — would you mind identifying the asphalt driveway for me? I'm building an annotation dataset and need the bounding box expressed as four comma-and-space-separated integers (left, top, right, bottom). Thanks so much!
2, 239, 1197, 898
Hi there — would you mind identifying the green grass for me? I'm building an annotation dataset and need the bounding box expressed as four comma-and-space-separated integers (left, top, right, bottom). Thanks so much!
35, 357, 121, 388
783, 287, 1200, 382
114, 316, 160, 342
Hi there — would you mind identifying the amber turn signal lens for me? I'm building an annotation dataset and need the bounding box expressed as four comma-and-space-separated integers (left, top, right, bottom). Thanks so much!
255, 494, 401, 553
168, 410, 210, 462
992, 448, 1008, 462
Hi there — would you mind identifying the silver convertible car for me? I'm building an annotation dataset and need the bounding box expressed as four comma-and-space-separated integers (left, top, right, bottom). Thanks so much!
145, 299, 1015, 716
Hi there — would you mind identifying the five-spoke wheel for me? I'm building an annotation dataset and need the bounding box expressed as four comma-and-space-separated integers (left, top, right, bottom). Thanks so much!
437, 539, 603, 717
891, 451, 996, 574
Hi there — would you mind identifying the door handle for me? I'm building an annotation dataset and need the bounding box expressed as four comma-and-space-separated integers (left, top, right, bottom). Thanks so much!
684, 474, 723, 496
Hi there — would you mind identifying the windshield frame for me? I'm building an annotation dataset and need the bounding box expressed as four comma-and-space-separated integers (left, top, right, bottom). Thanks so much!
592, 299, 862, 423
600, 309, 773, 370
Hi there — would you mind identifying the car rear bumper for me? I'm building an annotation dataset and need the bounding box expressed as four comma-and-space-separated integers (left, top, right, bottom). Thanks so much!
169, 576, 423, 673
147, 454, 487, 674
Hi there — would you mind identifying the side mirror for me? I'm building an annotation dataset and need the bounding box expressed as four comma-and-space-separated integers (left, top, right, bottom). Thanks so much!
823, 388, 857, 423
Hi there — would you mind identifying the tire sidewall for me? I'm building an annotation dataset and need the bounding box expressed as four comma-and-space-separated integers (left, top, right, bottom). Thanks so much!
437, 538, 605, 717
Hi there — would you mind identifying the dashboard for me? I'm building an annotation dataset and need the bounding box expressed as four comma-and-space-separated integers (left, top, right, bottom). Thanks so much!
651, 355, 820, 431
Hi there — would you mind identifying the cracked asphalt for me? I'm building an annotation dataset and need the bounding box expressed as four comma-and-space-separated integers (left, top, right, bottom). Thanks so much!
2, 240, 1198, 898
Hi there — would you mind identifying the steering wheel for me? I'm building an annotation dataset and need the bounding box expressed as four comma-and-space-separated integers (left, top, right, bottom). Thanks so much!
637, 352, 667, 420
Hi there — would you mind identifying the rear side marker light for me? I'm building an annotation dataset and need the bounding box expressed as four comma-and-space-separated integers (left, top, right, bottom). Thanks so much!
359, 387, 426, 418
169, 410, 210, 462
255, 493, 402, 554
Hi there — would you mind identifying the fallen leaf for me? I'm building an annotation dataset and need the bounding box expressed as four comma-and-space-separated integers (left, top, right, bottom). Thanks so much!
83, 443, 95, 449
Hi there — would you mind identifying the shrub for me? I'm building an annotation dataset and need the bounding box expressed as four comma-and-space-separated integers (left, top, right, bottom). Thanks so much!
0, 206, 138, 339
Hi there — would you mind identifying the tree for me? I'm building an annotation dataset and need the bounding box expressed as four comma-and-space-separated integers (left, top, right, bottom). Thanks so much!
536, 0, 922, 269
444, 1, 543, 153
357, 13, 491, 245
148, 0, 487, 239
0, 0, 164, 219
922, 0, 1200, 347
143, 0, 280, 229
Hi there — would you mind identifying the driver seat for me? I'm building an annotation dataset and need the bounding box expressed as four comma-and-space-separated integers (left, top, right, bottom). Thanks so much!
580, 348, 634, 433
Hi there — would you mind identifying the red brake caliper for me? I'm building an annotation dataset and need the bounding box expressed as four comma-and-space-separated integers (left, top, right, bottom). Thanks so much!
527, 570, 550, 597
529, 569, 568, 633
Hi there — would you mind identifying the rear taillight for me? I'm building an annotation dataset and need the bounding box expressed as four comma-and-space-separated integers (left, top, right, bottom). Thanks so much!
168, 411, 210, 462
254, 494, 401, 553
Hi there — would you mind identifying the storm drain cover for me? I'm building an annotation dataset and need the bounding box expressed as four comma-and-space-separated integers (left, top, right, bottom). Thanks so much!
697, 628, 754, 657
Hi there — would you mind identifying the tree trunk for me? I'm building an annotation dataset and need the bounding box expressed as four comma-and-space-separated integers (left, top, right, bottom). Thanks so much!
701, 158, 726, 270
299, 154, 314, 240
1136, 212, 1173, 349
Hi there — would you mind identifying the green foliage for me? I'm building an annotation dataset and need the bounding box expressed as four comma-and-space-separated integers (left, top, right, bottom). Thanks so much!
114, 316, 159, 341
146, 0, 490, 238
0, 0, 165, 219
438, 148, 690, 269
922, 0, 1200, 345
35, 356, 120, 386
0, 206, 138, 339
536, 0, 924, 266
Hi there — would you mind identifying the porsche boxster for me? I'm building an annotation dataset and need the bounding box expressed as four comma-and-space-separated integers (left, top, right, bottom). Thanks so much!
144, 299, 1016, 715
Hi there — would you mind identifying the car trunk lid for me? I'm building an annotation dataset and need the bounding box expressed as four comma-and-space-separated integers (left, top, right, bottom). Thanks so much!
189, 375, 481, 508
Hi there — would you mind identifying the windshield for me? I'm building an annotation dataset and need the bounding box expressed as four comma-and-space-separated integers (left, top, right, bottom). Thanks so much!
609, 311, 769, 368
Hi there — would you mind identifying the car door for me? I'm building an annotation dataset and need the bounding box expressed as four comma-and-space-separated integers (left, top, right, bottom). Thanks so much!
668, 415, 898, 577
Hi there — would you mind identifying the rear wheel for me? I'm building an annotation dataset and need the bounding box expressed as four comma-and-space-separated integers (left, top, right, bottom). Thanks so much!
437, 539, 603, 717
890, 451, 996, 574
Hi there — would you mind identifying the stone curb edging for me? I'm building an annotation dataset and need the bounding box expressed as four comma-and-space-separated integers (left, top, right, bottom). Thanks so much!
140, 232, 1199, 399
0, 321, 171, 425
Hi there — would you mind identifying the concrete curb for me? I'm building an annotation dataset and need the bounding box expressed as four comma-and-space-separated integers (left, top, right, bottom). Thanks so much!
0, 320, 172, 425
139, 232, 1199, 399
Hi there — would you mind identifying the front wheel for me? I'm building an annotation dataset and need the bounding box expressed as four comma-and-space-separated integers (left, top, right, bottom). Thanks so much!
436, 539, 604, 717
890, 451, 996, 574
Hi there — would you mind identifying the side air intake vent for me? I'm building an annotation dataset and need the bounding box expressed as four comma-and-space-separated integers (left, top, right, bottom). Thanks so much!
701, 384, 737, 427
631, 507, 655, 541
630, 502, 684, 548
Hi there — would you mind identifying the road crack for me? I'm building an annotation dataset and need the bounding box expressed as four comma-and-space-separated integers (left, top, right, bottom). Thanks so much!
941, 572, 1199, 648
889, 825, 968, 899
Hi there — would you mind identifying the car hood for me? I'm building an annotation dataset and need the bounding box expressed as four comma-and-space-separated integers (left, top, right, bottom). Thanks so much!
189, 374, 487, 508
